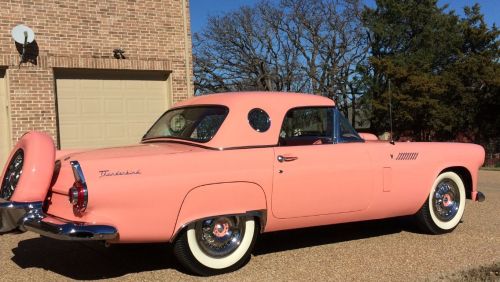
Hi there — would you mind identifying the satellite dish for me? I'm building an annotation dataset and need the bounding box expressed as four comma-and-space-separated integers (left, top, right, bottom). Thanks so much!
11, 25, 35, 44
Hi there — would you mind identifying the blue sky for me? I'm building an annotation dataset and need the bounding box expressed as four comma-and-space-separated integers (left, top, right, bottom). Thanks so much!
190, 0, 499, 34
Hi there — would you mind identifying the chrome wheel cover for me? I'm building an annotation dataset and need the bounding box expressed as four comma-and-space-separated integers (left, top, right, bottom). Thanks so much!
195, 216, 246, 258
0, 149, 24, 200
432, 179, 460, 222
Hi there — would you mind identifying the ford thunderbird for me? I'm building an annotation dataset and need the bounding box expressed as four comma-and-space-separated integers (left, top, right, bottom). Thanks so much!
0, 92, 486, 275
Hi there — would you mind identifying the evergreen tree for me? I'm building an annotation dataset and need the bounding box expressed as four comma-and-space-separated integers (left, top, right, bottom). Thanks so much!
363, 0, 463, 140
443, 4, 499, 145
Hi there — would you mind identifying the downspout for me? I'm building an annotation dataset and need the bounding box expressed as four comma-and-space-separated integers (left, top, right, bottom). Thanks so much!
181, 0, 193, 98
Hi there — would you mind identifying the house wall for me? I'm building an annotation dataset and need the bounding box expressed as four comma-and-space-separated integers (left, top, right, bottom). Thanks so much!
0, 0, 193, 147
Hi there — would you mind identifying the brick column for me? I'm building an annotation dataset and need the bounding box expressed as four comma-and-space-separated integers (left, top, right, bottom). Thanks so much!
7, 67, 57, 144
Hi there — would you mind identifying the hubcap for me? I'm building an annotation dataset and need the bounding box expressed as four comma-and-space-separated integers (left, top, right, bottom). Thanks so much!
432, 179, 460, 222
0, 149, 24, 200
195, 216, 245, 258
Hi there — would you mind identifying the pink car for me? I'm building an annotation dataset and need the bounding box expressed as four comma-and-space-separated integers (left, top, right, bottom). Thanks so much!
0, 92, 486, 275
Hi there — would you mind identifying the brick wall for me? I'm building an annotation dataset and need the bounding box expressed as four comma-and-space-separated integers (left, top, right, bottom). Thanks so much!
6, 68, 57, 143
0, 0, 193, 144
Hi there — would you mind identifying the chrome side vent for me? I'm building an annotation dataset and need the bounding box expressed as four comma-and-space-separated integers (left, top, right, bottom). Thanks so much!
396, 152, 418, 160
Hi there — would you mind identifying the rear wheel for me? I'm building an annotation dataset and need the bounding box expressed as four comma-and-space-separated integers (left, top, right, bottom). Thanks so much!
0, 149, 24, 200
416, 171, 466, 234
173, 215, 258, 276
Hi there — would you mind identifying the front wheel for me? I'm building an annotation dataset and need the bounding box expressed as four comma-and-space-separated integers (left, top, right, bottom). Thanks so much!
173, 216, 258, 276
415, 171, 466, 234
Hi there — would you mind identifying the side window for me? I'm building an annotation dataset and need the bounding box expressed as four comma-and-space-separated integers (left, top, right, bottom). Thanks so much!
248, 108, 271, 132
338, 112, 363, 142
279, 107, 333, 146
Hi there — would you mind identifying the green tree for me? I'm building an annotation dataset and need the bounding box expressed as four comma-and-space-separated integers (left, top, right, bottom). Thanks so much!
443, 4, 499, 145
363, 0, 462, 140
363, 0, 499, 145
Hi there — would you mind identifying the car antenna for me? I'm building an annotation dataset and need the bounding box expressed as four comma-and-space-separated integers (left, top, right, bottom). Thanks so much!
388, 79, 395, 145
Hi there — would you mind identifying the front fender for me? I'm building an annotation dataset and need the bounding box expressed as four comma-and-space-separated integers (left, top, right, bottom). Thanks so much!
432, 144, 485, 201
171, 182, 267, 242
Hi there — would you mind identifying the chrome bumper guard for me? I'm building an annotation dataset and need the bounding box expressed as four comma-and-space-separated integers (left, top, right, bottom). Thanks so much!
0, 199, 117, 240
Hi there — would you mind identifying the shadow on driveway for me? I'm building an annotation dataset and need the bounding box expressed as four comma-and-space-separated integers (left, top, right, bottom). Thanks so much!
11, 239, 181, 280
10, 216, 419, 280
254, 216, 420, 255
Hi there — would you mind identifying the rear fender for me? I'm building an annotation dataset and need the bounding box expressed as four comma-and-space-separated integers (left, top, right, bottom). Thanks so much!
2, 132, 55, 202
171, 182, 267, 242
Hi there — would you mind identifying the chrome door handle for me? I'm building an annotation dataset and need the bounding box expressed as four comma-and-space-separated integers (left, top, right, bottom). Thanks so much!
277, 155, 298, 162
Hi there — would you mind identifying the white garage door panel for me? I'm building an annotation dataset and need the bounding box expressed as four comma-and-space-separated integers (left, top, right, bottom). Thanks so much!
81, 99, 102, 114
105, 99, 124, 113
58, 98, 78, 115
127, 99, 146, 113
57, 75, 169, 149
148, 99, 167, 113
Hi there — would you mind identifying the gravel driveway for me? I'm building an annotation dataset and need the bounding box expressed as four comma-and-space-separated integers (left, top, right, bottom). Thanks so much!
0, 171, 498, 281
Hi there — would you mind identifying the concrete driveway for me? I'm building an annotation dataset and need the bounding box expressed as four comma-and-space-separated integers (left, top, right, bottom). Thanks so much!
0, 171, 498, 281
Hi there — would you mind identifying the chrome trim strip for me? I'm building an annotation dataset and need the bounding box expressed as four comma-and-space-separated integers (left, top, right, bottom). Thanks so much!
223, 144, 276, 151
141, 139, 277, 151
141, 139, 219, 150
333, 106, 340, 143
0, 200, 118, 240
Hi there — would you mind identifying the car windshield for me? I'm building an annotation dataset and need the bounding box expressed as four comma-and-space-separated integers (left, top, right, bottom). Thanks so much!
143, 106, 229, 143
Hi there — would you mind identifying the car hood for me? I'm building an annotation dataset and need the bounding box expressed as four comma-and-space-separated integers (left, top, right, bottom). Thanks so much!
62, 142, 195, 162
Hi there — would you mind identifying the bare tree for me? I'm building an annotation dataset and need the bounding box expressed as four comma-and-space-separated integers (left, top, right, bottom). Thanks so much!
193, 0, 368, 121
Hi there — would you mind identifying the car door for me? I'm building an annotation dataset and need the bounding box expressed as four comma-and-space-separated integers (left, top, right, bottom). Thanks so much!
271, 107, 374, 219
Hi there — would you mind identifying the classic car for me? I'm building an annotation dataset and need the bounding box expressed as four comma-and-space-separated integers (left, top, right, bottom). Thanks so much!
0, 92, 486, 276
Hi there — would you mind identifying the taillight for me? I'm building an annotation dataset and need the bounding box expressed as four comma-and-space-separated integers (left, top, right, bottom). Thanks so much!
68, 161, 88, 215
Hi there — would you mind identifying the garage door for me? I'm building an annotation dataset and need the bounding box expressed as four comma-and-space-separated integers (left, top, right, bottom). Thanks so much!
56, 71, 171, 149
0, 69, 11, 169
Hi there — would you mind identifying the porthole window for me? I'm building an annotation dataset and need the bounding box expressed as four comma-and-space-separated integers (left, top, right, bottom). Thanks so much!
248, 108, 271, 132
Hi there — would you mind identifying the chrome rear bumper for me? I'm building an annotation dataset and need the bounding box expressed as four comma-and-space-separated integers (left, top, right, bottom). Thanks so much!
0, 199, 118, 240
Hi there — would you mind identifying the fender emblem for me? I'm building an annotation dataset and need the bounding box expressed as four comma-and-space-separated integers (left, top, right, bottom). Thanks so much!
99, 170, 141, 177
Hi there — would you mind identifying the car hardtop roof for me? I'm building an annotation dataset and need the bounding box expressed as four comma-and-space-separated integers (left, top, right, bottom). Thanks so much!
158, 92, 336, 149
174, 91, 335, 109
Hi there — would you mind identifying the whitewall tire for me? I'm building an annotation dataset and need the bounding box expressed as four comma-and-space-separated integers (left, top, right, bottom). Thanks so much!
173, 216, 258, 276
416, 171, 466, 234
